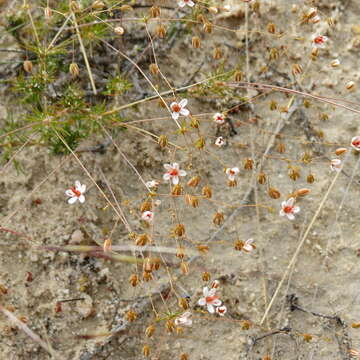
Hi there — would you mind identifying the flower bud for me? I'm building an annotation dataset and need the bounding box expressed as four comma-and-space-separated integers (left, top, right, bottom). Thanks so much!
202, 186, 212, 198
150, 6, 160, 18
268, 187, 281, 199
178, 297, 189, 310
258, 172, 266, 185
172, 184, 183, 196
158, 134, 168, 148
143, 345, 150, 357
92, 1, 105, 10
44, 6, 52, 21
156, 24, 167, 38
129, 273, 139, 287
213, 47, 223, 60
180, 261, 189, 275
346, 81, 355, 90
69, 62, 79, 77
145, 325, 155, 338
23, 60, 33, 73
335, 147, 347, 155
307, 173, 315, 183
114, 26, 124, 35
174, 224, 185, 237
267, 23, 276, 34
149, 63, 159, 75
140, 201, 152, 212
125, 309, 137, 322
187, 175, 201, 187
295, 188, 310, 196
135, 233, 149, 246
202, 272, 211, 281
103, 238, 112, 252
213, 212, 224, 225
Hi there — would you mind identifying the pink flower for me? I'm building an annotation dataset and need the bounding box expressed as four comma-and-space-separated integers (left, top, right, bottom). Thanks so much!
243, 238, 256, 253
141, 211, 154, 222
215, 136, 226, 147
170, 99, 190, 120
216, 305, 227, 316
198, 287, 222, 314
313, 35, 328, 48
226, 167, 240, 181
174, 311, 192, 326
351, 136, 360, 151
146, 180, 159, 189
178, 0, 195, 7
279, 197, 300, 220
163, 163, 187, 185
330, 159, 342, 172
65, 181, 86, 204
213, 112, 225, 125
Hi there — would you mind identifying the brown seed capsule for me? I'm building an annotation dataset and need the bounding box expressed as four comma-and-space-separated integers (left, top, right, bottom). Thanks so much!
190, 116, 199, 128
176, 246, 185, 259
142, 271, 153, 282
267, 23, 276, 34
129, 274, 139, 287
135, 233, 149, 246
241, 320, 252, 330
234, 240, 244, 251
23, 60, 33, 73
277, 142, 285, 153
270, 100, 277, 111
0, 284, 8, 295
125, 309, 137, 322
103, 238, 112, 253
203, 22, 212, 33
156, 25, 167, 38
258, 172, 266, 185
143, 345, 150, 357
180, 261, 189, 275
228, 180, 237, 187
335, 147, 347, 156
187, 175, 201, 187
166, 319, 175, 333
303, 333, 313, 342
292, 64, 303, 76
202, 272, 211, 281
213, 212, 224, 226
244, 158, 253, 170
69, 62, 79, 77
311, 47, 319, 57
262, 356, 271, 360
149, 63, 159, 75
143, 258, 153, 273
178, 297, 189, 310
180, 354, 189, 360
202, 186, 212, 198
346, 81, 355, 90
44, 6, 52, 21
120, 5, 133, 11
92, 0, 105, 10
150, 6, 160, 18
140, 201, 152, 212
195, 136, 205, 149
307, 174, 315, 183
145, 325, 155, 337
114, 26, 125, 35
55, 302, 62, 313
269, 48, 279, 61
197, 244, 209, 254
234, 70, 243, 82
213, 47, 223, 60
172, 184, 183, 196
288, 167, 300, 181
268, 187, 281, 199
296, 188, 310, 197
192, 36, 201, 49
158, 134, 168, 148
174, 224, 185, 237
26, 272, 33, 282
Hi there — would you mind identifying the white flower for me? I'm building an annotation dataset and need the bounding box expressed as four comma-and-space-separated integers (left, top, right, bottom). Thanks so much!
243, 238, 256, 253
226, 167, 240, 181
163, 163, 187, 185
170, 99, 190, 120
279, 197, 300, 220
215, 305, 227, 316
141, 211, 154, 222
330, 159, 342, 172
215, 136, 226, 147
174, 311, 192, 326
146, 180, 159, 189
213, 112, 225, 125
178, 0, 195, 7
65, 181, 86, 204
351, 136, 360, 151
313, 35, 328, 48
198, 287, 222, 314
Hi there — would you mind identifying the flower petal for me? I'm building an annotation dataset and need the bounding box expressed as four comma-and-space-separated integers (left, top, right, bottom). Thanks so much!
68, 197, 77, 204
286, 213, 295, 220
187, 0, 194, 6
65, 190, 75, 197
203, 287, 209, 296
163, 173, 171, 181
164, 163, 172, 170
180, 108, 190, 117
75, 180, 81, 189
293, 206, 300, 213
179, 170, 187, 177
279, 209, 285, 216
207, 304, 215, 313
172, 112, 179, 120
286, 197, 295, 206
172, 163, 179, 170
179, 98, 188, 107
172, 176, 179, 185
212, 299, 222, 307
79, 195, 85, 203
198, 298, 206, 306
81, 184, 86, 193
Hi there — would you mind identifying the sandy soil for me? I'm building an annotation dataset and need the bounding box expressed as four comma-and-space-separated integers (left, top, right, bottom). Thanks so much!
1, 0, 360, 359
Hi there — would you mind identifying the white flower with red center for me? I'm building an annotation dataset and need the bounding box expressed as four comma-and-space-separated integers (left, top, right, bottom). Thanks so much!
279, 197, 300, 220
163, 163, 187, 185
243, 238, 256, 253
351, 136, 360, 151
330, 159, 342, 172
313, 35, 328, 48
216, 305, 227, 316
178, 0, 195, 7
65, 181, 86, 204
226, 167, 240, 181
170, 99, 190, 120
215, 136, 226, 147
174, 311, 192, 326
146, 180, 159, 189
198, 286, 222, 314
141, 211, 154, 222
213, 112, 226, 125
